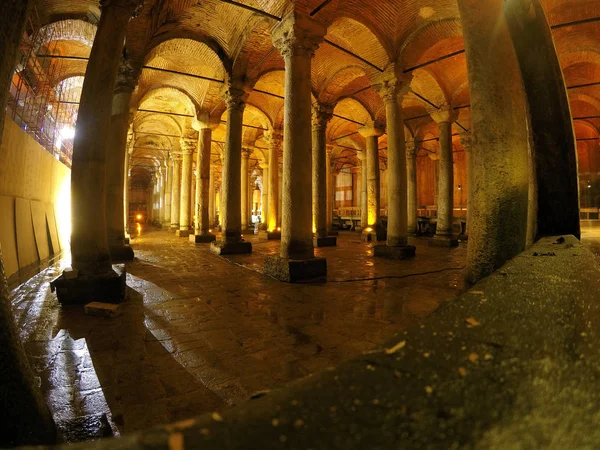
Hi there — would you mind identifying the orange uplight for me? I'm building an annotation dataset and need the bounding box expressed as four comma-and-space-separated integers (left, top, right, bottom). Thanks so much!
365, 227, 373, 233
136, 214, 143, 221
209, 229, 213, 233
277, 227, 281, 232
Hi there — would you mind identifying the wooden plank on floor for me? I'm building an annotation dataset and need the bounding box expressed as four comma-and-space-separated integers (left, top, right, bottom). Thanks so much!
15, 197, 39, 269
31, 200, 50, 261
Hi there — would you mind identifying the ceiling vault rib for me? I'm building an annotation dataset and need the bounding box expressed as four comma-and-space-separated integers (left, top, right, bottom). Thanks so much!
322, 40, 384, 72
137, 109, 194, 118
215, 0, 281, 21
551, 16, 600, 30
142, 66, 224, 84
310, 0, 334, 16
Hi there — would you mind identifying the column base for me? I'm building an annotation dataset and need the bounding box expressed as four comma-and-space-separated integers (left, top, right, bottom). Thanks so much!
176, 229, 191, 238
429, 235, 459, 247
170, 225, 179, 231
259, 231, 282, 240
373, 244, 416, 260
109, 243, 135, 262
264, 256, 327, 283
189, 233, 217, 244
361, 228, 386, 243
50, 265, 127, 305
210, 240, 252, 255
314, 236, 337, 247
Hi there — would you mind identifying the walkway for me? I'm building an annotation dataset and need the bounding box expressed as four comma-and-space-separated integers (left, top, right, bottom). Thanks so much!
11, 229, 466, 440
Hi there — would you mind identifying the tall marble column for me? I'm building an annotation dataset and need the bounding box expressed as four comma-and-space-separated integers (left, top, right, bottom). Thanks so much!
106, 58, 137, 261
170, 154, 182, 230
261, 163, 269, 229
159, 163, 166, 224
406, 139, 418, 236
209, 165, 216, 227
192, 128, 216, 243
176, 138, 194, 237
460, 132, 473, 240
266, 131, 282, 234
430, 106, 458, 247
357, 152, 368, 231
312, 104, 336, 247
241, 149, 251, 232
53, 0, 144, 305
265, 12, 327, 282
164, 157, 173, 226
358, 126, 385, 242
211, 83, 252, 254
326, 146, 335, 234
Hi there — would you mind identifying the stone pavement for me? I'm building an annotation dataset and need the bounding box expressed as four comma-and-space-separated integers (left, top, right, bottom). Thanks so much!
11, 228, 466, 440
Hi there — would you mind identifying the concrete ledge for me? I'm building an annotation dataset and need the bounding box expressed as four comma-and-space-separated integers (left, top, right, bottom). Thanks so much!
210, 240, 252, 255
264, 256, 327, 283
258, 231, 281, 240
429, 235, 459, 247
108, 244, 134, 262
176, 230, 191, 238
31, 236, 600, 449
313, 236, 337, 247
373, 244, 416, 259
50, 265, 126, 305
189, 234, 216, 244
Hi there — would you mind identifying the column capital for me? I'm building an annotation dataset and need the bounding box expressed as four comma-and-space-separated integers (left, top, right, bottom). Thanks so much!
242, 148, 253, 158
326, 145, 336, 156
100, 0, 145, 17
358, 126, 384, 139
373, 64, 412, 104
220, 81, 249, 112
430, 105, 458, 124
272, 11, 326, 59
265, 129, 283, 147
460, 132, 473, 151
357, 150, 366, 161
179, 137, 196, 154
115, 57, 139, 93
312, 103, 334, 130
171, 153, 183, 163
406, 139, 417, 158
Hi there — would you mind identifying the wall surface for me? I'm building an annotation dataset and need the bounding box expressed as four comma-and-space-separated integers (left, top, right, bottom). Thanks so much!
0, 116, 71, 281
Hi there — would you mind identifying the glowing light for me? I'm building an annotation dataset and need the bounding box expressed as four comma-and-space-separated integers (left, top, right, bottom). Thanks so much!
136, 214, 143, 220
60, 126, 75, 140
209, 229, 213, 233
55, 175, 71, 248
136, 223, 142, 235
365, 227, 373, 233
277, 227, 281, 232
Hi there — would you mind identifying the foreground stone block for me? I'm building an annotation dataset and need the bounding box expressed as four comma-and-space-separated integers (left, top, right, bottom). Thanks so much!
176, 230, 191, 238
210, 241, 252, 255
50, 265, 126, 305
189, 234, 216, 244
264, 256, 327, 283
109, 244, 134, 262
314, 236, 337, 247
429, 235, 459, 247
373, 244, 416, 260
258, 230, 282, 240
84, 302, 122, 318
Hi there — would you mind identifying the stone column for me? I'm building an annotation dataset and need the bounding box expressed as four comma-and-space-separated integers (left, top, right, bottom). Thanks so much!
278, 164, 283, 226
430, 106, 458, 247
171, 154, 182, 230
53, 0, 144, 305
265, 12, 327, 282
211, 83, 252, 254
209, 165, 216, 227
407, 139, 418, 236
357, 152, 368, 231
460, 132, 473, 240
266, 131, 282, 235
124, 143, 133, 239
105, 59, 136, 261
164, 157, 173, 226
312, 105, 336, 247
374, 68, 415, 258
241, 149, 251, 232
326, 146, 335, 234
358, 126, 385, 242
192, 128, 216, 243
159, 163, 166, 224
261, 164, 269, 229
176, 138, 194, 237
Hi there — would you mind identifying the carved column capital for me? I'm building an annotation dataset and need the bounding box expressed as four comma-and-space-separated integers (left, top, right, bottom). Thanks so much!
326, 145, 335, 157
220, 82, 249, 113
272, 12, 326, 59
358, 126, 384, 139
406, 139, 418, 158
179, 138, 196, 154
430, 105, 458, 124
265, 129, 283, 148
100, 0, 144, 17
460, 132, 473, 152
374, 65, 413, 105
312, 103, 334, 131
115, 57, 139, 93
242, 148, 253, 158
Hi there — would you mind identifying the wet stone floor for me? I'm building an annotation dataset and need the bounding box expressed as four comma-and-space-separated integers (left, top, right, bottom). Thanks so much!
11, 228, 467, 441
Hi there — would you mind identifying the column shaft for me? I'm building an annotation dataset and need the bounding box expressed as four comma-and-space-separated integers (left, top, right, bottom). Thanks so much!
262, 165, 269, 228
171, 158, 182, 229
196, 129, 212, 235
164, 158, 172, 225
241, 150, 250, 231
209, 166, 215, 227
366, 135, 381, 229
312, 108, 331, 240
268, 141, 280, 231
407, 142, 418, 235
435, 121, 454, 236
179, 141, 194, 233
360, 156, 368, 228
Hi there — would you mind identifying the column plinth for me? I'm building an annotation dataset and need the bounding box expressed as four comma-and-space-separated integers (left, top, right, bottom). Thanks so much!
264, 12, 327, 282
210, 82, 252, 255
429, 105, 459, 248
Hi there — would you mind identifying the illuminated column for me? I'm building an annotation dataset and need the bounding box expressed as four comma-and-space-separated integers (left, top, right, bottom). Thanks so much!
265, 11, 327, 282
357, 152, 368, 231
460, 132, 473, 240
406, 139, 418, 236
164, 157, 173, 226
209, 165, 216, 227
358, 126, 385, 242
159, 163, 166, 224
170, 154, 182, 230
241, 149, 251, 232
266, 131, 281, 233
53, 0, 145, 305
261, 163, 269, 229
430, 105, 459, 247
192, 127, 216, 243
312, 104, 336, 247
211, 82, 252, 254
326, 146, 335, 233
177, 138, 194, 237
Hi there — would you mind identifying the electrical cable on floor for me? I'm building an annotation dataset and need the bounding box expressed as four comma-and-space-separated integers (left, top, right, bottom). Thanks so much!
329, 267, 465, 283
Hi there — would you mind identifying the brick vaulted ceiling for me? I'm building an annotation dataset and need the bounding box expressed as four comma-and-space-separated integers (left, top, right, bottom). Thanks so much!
34, 0, 600, 174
